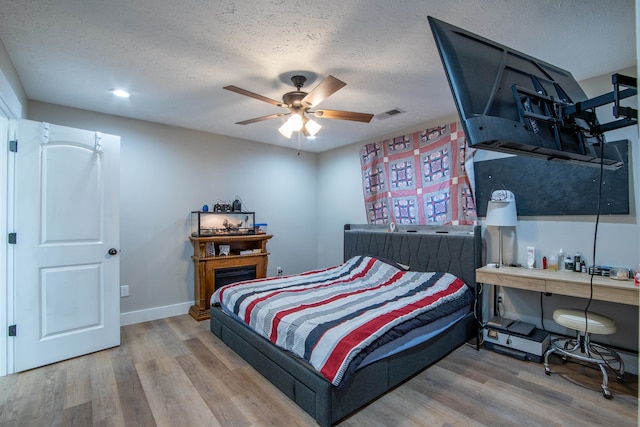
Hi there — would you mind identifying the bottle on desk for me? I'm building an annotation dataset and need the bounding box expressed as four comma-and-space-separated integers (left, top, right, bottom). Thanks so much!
558, 248, 564, 271
564, 256, 574, 272
574, 252, 581, 272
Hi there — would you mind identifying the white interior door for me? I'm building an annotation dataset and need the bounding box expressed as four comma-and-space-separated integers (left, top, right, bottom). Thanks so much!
11, 119, 120, 372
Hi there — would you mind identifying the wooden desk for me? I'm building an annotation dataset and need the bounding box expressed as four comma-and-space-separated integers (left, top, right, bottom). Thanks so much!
476, 266, 639, 306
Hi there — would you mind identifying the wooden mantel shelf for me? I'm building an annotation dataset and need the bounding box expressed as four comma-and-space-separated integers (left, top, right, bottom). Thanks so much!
188, 234, 273, 320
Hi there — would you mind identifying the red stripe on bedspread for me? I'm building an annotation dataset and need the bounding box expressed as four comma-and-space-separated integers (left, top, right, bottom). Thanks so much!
268, 269, 406, 343
245, 257, 379, 325
319, 277, 467, 382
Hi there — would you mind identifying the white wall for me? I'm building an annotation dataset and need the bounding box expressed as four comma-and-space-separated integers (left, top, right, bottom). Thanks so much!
0, 38, 26, 119
316, 141, 366, 267
28, 102, 319, 320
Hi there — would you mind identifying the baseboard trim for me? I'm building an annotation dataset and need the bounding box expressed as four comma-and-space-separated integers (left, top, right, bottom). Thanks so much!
120, 301, 194, 326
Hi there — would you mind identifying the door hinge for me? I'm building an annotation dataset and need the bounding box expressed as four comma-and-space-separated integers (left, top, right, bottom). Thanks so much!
9, 140, 17, 152
8, 233, 16, 244
8, 325, 16, 337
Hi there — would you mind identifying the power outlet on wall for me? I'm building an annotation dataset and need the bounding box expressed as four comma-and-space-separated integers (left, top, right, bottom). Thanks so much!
497, 292, 505, 305
120, 285, 129, 297
277, 267, 283, 277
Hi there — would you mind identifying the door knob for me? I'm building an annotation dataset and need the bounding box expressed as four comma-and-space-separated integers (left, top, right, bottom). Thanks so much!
108, 248, 119, 256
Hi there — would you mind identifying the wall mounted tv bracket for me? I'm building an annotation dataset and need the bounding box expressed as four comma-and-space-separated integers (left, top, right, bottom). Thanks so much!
513, 73, 637, 165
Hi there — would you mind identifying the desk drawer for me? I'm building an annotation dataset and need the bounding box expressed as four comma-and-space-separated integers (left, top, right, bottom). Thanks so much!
476, 270, 545, 291
546, 279, 639, 306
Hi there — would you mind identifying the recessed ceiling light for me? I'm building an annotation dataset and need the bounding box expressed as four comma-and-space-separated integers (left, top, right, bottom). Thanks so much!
110, 89, 132, 98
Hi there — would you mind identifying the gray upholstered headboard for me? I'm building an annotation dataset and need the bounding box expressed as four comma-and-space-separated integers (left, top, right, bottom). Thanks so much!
343, 224, 481, 293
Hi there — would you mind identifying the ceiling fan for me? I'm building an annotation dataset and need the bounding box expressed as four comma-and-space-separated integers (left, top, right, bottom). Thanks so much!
223, 75, 374, 138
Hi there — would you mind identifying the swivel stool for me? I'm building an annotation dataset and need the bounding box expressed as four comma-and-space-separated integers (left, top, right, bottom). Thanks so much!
544, 309, 624, 399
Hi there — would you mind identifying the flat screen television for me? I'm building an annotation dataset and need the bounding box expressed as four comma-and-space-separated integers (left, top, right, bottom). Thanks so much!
428, 16, 632, 170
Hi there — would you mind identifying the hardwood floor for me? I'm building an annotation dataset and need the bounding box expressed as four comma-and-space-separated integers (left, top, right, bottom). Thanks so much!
1, 314, 637, 426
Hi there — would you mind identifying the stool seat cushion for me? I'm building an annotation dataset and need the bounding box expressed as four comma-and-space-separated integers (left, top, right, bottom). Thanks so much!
553, 309, 616, 335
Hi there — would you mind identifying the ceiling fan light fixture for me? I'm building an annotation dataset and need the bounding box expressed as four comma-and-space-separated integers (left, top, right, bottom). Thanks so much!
305, 118, 321, 136
278, 121, 294, 138
224, 74, 372, 140
287, 113, 304, 131
278, 113, 304, 138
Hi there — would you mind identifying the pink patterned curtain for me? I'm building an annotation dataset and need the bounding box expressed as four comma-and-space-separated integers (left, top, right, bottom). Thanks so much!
360, 122, 477, 225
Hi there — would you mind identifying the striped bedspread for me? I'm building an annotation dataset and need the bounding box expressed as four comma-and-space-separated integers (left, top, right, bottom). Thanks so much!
212, 256, 474, 386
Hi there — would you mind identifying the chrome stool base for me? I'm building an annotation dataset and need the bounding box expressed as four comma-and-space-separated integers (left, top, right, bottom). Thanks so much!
544, 334, 624, 399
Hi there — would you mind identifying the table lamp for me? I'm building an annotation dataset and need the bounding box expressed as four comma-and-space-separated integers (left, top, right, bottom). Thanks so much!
485, 190, 518, 267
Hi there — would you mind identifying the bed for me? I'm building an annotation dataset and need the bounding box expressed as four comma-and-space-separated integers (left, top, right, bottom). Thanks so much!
209, 224, 482, 426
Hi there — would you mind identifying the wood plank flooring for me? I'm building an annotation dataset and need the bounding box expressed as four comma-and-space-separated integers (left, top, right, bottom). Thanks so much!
0, 314, 637, 426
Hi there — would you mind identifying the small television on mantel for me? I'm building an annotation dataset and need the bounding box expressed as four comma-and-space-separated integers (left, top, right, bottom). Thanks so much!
428, 16, 637, 170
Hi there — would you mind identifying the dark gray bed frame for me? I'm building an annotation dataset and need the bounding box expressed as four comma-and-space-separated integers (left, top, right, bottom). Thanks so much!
210, 224, 482, 426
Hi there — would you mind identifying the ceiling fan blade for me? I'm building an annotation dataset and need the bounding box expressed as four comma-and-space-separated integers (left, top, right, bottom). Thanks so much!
301, 75, 346, 107
313, 109, 374, 123
223, 85, 284, 107
236, 113, 288, 125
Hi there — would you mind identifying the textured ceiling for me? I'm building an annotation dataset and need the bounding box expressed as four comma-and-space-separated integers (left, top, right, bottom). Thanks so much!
0, 0, 636, 152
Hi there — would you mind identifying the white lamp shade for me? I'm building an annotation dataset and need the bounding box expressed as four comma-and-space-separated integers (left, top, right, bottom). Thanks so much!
279, 114, 309, 139
485, 192, 517, 227
278, 122, 294, 138
279, 113, 323, 139
305, 118, 322, 136
287, 113, 303, 131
